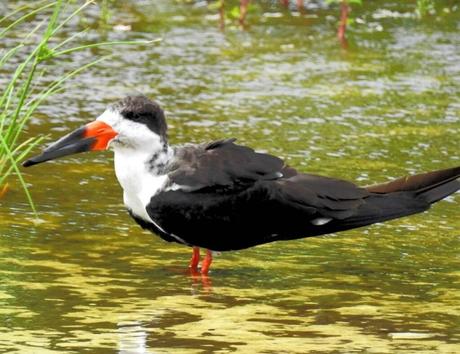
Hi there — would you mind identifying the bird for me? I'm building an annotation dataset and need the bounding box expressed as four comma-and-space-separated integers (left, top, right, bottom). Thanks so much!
23, 95, 460, 274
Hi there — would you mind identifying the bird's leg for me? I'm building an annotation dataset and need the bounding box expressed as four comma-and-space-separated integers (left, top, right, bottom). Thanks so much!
189, 247, 200, 270
201, 249, 213, 275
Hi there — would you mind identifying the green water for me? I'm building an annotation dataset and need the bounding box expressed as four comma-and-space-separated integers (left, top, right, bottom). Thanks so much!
1, 1, 459, 352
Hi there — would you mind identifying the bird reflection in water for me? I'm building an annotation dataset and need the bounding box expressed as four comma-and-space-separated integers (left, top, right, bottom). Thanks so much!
189, 268, 213, 293
188, 247, 219, 293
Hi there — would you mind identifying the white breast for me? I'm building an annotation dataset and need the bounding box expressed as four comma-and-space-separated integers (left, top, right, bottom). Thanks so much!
113, 148, 168, 223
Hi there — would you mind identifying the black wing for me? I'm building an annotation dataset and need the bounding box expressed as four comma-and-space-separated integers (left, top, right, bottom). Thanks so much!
167, 139, 286, 191
166, 138, 369, 219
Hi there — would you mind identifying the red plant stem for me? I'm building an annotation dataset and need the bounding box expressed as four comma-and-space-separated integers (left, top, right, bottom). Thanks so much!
219, 0, 225, 31
239, 0, 250, 26
296, 0, 304, 12
338, 0, 349, 42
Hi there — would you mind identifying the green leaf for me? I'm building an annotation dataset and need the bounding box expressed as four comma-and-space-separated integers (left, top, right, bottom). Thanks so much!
229, 6, 240, 19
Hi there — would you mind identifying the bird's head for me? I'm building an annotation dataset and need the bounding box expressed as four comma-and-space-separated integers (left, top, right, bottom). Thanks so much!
23, 95, 168, 167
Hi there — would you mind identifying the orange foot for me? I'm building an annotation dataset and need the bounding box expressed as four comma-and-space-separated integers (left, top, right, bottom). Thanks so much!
188, 247, 213, 275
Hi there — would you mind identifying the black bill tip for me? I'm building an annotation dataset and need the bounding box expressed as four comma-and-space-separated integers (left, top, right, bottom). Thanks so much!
22, 158, 39, 167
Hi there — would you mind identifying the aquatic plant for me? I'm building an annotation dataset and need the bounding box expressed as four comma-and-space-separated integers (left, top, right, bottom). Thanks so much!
325, 0, 362, 45
206, 0, 364, 44
0, 0, 159, 216
416, 0, 435, 17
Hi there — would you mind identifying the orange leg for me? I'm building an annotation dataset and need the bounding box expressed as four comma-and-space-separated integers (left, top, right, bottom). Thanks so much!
201, 249, 213, 275
189, 247, 200, 270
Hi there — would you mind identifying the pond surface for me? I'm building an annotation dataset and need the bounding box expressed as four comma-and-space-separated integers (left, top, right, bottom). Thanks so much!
1, 1, 459, 353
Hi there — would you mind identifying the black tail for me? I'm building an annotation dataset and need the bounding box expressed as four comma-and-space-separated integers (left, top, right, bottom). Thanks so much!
367, 166, 460, 204
328, 166, 460, 232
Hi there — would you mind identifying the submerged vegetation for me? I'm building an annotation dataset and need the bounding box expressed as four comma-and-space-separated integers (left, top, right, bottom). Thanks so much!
0, 0, 158, 215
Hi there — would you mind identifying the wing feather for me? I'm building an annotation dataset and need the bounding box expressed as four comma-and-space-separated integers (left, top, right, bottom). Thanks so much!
277, 174, 370, 219
168, 139, 284, 190
167, 140, 369, 220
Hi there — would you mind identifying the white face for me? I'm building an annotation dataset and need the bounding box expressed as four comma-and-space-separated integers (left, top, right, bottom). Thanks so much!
96, 108, 164, 153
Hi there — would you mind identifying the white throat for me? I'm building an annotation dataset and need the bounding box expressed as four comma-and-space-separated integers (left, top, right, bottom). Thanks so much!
114, 146, 173, 223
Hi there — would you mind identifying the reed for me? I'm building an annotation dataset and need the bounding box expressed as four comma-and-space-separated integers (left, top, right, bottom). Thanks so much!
0, 0, 159, 217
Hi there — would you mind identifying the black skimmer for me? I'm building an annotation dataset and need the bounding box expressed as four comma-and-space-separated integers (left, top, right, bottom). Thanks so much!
24, 96, 460, 274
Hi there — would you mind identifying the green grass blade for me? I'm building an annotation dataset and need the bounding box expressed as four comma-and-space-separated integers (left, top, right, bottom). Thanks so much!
0, 1, 57, 40
0, 0, 53, 26
4, 57, 39, 146
0, 134, 38, 216
0, 136, 45, 188
51, 27, 90, 52
42, 0, 62, 40
50, 0, 95, 36
25, 54, 113, 109
51, 38, 162, 58
0, 44, 24, 67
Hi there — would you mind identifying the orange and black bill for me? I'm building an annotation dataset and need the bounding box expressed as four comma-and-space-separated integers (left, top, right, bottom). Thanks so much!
23, 121, 117, 167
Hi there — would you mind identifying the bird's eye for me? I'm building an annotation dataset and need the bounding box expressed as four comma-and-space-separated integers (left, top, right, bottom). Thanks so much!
124, 111, 141, 121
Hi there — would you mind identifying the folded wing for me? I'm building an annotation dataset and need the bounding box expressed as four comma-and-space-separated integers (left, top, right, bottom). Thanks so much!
167, 138, 286, 191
